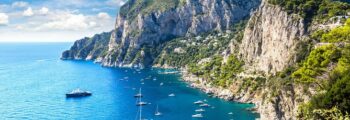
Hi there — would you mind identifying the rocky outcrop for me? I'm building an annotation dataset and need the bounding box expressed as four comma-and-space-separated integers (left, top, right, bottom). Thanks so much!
61, 31, 112, 60
101, 0, 261, 67
238, 0, 305, 75
62, 0, 315, 120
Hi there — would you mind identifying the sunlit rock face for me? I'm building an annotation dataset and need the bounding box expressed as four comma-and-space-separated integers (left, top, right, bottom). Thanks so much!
101, 0, 261, 67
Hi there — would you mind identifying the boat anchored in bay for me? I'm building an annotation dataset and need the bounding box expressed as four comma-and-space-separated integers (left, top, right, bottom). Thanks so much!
66, 88, 92, 98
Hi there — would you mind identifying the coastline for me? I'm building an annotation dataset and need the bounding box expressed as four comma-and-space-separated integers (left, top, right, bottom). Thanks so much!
152, 65, 261, 116
179, 67, 261, 109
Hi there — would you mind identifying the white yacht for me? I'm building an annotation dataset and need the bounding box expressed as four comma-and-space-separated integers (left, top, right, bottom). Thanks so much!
195, 108, 205, 112
168, 93, 175, 97
199, 103, 210, 107
194, 100, 204, 104
192, 113, 203, 118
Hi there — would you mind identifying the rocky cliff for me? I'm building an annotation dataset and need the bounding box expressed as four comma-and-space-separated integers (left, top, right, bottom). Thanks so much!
63, 0, 261, 67
62, 31, 112, 61
62, 0, 350, 119
238, 1, 305, 75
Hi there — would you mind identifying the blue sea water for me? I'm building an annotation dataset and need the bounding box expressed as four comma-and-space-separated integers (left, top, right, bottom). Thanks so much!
0, 43, 259, 120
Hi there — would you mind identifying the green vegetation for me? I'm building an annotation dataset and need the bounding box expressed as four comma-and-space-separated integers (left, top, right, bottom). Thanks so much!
268, 0, 350, 24
298, 45, 350, 119
294, 19, 350, 119
155, 20, 248, 67
153, 20, 248, 88
292, 44, 341, 84
321, 19, 350, 42
119, 0, 186, 20
188, 54, 244, 88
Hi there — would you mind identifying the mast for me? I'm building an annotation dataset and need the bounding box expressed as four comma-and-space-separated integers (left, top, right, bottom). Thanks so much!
139, 103, 142, 120
156, 105, 158, 113
139, 88, 142, 120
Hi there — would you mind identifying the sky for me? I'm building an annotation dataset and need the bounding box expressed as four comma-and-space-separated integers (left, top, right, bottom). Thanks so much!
0, 0, 127, 42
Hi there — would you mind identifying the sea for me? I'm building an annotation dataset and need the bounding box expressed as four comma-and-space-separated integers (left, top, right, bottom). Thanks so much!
0, 42, 259, 120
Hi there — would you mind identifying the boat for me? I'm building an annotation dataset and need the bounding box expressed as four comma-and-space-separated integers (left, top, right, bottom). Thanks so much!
136, 98, 146, 120
136, 96, 148, 106
199, 103, 210, 107
153, 78, 157, 81
154, 105, 162, 116
136, 88, 147, 106
159, 71, 179, 74
194, 100, 204, 104
160, 82, 164, 86
136, 101, 148, 106
192, 113, 203, 118
66, 88, 92, 98
168, 93, 175, 97
228, 112, 233, 115
195, 109, 205, 112
134, 88, 143, 98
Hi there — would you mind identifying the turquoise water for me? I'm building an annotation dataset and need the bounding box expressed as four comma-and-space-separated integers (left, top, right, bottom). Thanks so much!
0, 43, 258, 120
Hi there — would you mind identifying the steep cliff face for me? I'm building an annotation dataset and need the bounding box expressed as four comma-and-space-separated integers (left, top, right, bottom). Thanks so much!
61, 31, 112, 60
61, 0, 339, 120
238, 0, 305, 75
100, 0, 261, 67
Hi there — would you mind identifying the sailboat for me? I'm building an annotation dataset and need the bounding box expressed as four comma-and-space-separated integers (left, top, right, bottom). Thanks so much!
134, 88, 143, 98
135, 88, 147, 106
154, 105, 162, 116
136, 96, 148, 106
137, 100, 147, 120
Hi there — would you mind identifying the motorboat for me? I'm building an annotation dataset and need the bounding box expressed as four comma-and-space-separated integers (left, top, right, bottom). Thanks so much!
194, 100, 204, 104
195, 109, 205, 112
199, 103, 210, 107
168, 93, 175, 97
66, 88, 92, 98
192, 113, 203, 118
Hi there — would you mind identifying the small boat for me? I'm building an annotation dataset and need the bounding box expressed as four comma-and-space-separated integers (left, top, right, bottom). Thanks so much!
160, 82, 164, 86
141, 82, 145, 85
136, 101, 148, 106
66, 88, 92, 98
194, 100, 204, 104
192, 113, 203, 118
153, 78, 157, 81
134, 88, 143, 98
168, 93, 175, 97
199, 103, 210, 107
228, 112, 233, 115
154, 105, 162, 116
195, 109, 205, 112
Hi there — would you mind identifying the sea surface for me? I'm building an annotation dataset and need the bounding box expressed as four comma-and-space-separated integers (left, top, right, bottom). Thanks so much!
0, 42, 259, 120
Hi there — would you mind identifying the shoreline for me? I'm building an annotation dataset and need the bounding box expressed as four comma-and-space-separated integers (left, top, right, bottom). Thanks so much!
153, 65, 261, 116
178, 67, 260, 105
63, 59, 262, 117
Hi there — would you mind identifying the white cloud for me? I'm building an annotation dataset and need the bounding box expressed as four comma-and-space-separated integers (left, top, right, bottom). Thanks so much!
0, 13, 9, 25
34, 11, 100, 31
97, 12, 111, 19
106, 0, 126, 6
23, 7, 34, 16
12, 1, 29, 8
39, 7, 49, 15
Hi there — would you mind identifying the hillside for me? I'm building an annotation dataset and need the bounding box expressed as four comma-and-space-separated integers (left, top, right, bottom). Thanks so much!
61, 0, 350, 119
